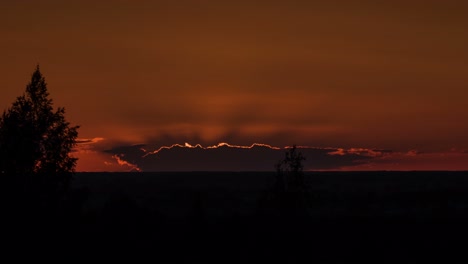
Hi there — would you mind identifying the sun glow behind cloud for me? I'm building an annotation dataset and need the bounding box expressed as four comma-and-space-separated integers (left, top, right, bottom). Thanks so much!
2, 1, 468, 171
142, 142, 281, 157
69, 138, 468, 172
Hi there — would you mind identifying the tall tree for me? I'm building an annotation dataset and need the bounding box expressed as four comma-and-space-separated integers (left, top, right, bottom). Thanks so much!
0, 66, 79, 197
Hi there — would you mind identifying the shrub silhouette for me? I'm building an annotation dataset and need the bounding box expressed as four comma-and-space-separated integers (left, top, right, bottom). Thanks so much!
0, 66, 79, 208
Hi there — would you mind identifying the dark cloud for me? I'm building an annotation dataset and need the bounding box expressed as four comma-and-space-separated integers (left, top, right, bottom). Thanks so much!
104, 144, 146, 166
104, 143, 377, 171
81, 141, 468, 171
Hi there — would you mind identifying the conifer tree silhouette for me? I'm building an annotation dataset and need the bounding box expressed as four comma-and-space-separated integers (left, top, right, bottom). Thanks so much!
0, 66, 79, 204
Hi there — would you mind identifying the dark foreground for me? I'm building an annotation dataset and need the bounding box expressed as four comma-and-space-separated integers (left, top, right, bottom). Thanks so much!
4, 171, 468, 262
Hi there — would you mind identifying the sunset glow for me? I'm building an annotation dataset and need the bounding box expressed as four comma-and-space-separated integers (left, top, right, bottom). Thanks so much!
2, 1, 468, 171
4, 2, 468, 262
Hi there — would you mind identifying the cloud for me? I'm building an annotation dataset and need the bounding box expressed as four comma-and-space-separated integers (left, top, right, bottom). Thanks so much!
327, 148, 390, 157
76, 137, 105, 144
73, 137, 143, 172
405, 150, 419, 156
73, 137, 106, 153
339, 149, 468, 171
75, 140, 468, 172
104, 142, 376, 171
111, 154, 141, 172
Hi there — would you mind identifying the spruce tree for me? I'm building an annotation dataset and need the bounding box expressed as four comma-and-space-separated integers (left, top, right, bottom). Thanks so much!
0, 66, 79, 200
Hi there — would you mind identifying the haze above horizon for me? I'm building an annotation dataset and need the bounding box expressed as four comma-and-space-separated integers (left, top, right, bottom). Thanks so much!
1, 1, 467, 171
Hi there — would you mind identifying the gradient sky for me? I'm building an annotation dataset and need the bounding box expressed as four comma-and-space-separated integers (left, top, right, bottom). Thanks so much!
1, 0, 468, 171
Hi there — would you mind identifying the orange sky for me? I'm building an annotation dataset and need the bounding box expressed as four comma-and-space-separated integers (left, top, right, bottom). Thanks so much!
1, 1, 468, 171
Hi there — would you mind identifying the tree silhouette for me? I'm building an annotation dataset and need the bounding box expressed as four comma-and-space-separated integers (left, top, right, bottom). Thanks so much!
275, 145, 306, 193
0, 66, 79, 204
273, 145, 308, 215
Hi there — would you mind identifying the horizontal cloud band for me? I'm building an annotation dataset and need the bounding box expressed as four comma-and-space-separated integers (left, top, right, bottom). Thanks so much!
104, 142, 382, 171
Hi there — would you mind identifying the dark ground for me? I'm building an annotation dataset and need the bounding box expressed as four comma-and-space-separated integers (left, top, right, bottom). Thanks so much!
4, 171, 468, 262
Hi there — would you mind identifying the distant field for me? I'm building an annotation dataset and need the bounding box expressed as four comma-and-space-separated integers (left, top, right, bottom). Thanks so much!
73, 171, 468, 219
6, 171, 468, 260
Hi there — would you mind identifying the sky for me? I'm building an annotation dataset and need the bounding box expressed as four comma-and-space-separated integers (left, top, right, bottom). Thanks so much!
1, 0, 468, 171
